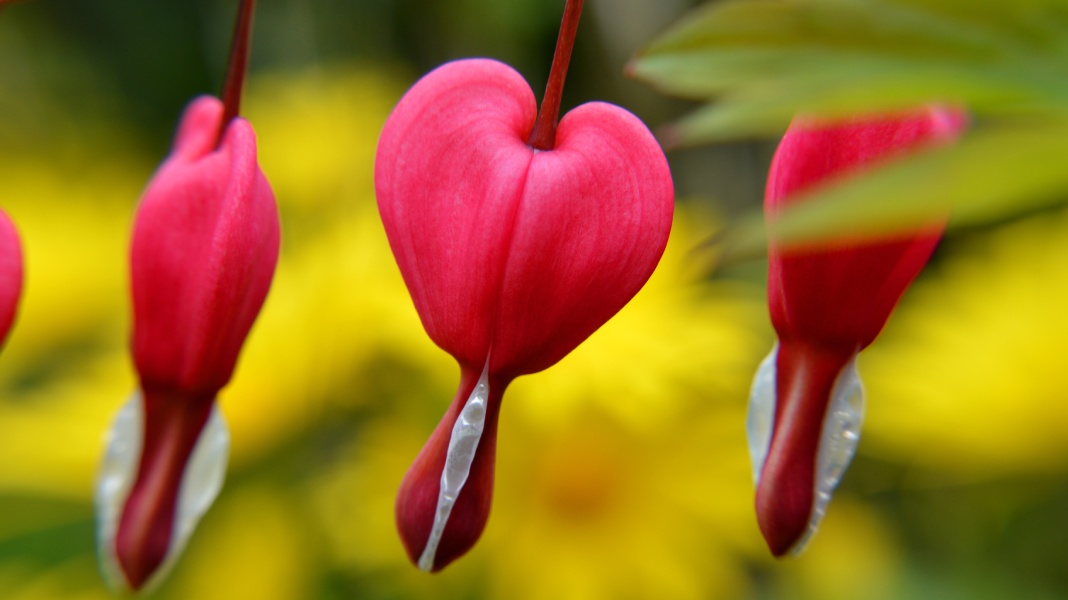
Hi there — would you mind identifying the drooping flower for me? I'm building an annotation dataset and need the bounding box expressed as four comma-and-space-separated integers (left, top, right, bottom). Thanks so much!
747, 107, 966, 557
95, 0, 279, 590
374, 0, 673, 572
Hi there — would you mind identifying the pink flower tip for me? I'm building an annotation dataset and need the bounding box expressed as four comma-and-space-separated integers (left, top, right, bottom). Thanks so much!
0, 210, 23, 348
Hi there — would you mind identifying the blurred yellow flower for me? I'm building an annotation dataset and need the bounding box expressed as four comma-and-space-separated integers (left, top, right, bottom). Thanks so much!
864, 210, 1068, 476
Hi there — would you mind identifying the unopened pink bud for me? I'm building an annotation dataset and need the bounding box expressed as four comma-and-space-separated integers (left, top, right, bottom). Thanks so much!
97, 96, 279, 591
131, 96, 279, 395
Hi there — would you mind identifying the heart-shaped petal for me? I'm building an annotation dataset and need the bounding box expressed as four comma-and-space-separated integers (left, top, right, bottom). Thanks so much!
767, 108, 965, 347
375, 58, 673, 377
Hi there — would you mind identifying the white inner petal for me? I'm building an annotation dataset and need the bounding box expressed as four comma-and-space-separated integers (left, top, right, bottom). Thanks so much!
95, 392, 230, 591
745, 345, 778, 486
793, 355, 864, 555
96, 393, 144, 592
417, 362, 491, 572
746, 346, 866, 555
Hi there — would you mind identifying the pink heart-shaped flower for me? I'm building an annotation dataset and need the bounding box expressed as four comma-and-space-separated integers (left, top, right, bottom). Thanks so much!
375, 58, 673, 571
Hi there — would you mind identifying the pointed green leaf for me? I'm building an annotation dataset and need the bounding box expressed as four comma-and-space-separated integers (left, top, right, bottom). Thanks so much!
721, 119, 1068, 258
633, 0, 1068, 142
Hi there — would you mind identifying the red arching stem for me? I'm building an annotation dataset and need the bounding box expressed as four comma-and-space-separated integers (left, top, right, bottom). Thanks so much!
217, 0, 256, 146
527, 0, 585, 151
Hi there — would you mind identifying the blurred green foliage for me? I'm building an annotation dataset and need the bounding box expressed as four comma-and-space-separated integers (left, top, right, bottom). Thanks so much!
633, 0, 1068, 254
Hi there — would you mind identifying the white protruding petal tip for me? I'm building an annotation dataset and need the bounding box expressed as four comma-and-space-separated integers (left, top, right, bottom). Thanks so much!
172, 403, 230, 559
417, 362, 491, 572
96, 393, 144, 592
746, 345, 778, 486
791, 356, 865, 555
95, 393, 230, 591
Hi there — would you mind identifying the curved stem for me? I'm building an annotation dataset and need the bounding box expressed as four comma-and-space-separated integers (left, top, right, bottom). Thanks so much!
217, 0, 256, 146
527, 0, 584, 151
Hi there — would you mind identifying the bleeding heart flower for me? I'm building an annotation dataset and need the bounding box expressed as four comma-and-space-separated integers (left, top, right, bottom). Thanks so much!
0, 211, 22, 347
375, 0, 673, 572
747, 107, 966, 557
95, 0, 279, 591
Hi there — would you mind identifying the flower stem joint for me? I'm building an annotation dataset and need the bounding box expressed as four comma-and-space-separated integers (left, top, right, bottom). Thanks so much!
748, 107, 966, 557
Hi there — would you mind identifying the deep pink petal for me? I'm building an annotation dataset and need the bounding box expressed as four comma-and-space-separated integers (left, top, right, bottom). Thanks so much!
0, 210, 23, 346
491, 101, 673, 377
114, 389, 215, 589
375, 59, 536, 372
766, 107, 966, 348
131, 96, 280, 394
376, 59, 673, 377
755, 340, 853, 556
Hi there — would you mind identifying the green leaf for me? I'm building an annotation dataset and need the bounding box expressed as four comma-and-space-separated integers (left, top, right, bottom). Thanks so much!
632, 0, 1068, 143
721, 119, 1068, 256
633, 0, 1068, 244
661, 63, 1054, 144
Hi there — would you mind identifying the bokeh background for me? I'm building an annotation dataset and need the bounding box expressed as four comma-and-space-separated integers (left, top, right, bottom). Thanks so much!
2, 0, 1068, 599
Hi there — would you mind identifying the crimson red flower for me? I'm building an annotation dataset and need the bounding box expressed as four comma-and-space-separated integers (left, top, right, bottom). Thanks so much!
375, 0, 673, 572
95, 95, 279, 592
0, 211, 21, 347
748, 107, 966, 557
95, 0, 277, 590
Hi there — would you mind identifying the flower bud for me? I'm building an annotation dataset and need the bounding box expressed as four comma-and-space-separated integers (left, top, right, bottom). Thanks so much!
97, 96, 280, 590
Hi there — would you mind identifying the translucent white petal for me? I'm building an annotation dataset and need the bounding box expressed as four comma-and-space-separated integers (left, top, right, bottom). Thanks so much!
746, 345, 778, 485
418, 362, 490, 572
95, 392, 230, 591
793, 355, 864, 555
745, 346, 866, 555
96, 393, 144, 592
